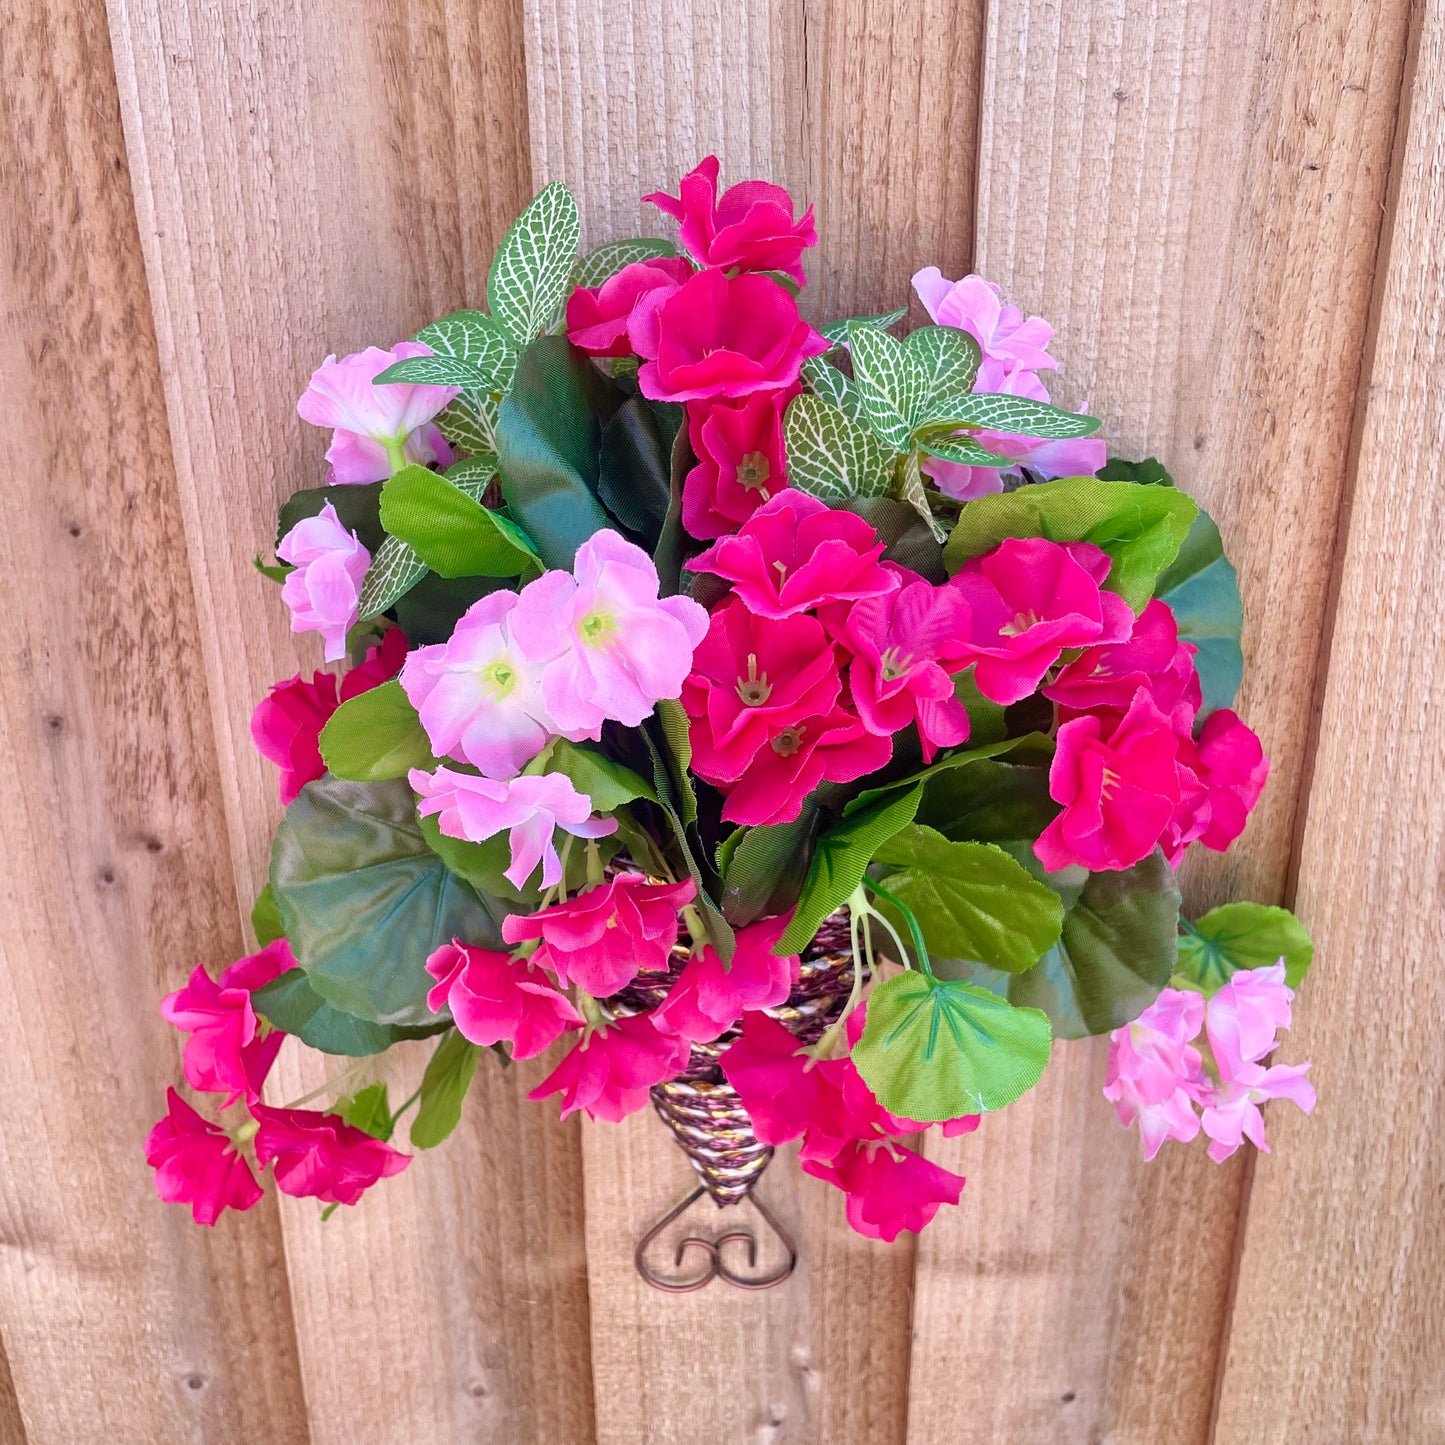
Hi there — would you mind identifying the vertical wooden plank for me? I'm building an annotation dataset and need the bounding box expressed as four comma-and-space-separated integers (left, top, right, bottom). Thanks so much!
105, 2, 596, 1441
0, 1, 308, 1441
520, 3, 982, 1441
905, 3, 1414, 1442
1214, 5, 1445, 1437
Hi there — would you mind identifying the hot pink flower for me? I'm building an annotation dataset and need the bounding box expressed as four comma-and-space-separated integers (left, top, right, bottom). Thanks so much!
297, 341, 457, 484
1199, 1061, 1316, 1162
410, 767, 617, 890
1045, 598, 1201, 728
252, 1105, 410, 1206
160, 938, 293, 1105
802, 1139, 966, 1242
718, 1011, 855, 1146
687, 491, 898, 619
654, 916, 799, 1043
1188, 709, 1269, 853
912, 268, 1060, 382
1103, 989, 1209, 1161
510, 531, 709, 735
1035, 689, 1183, 873
528, 1013, 692, 1123
278, 502, 371, 663
565, 256, 694, 356
842, 569, 974, 761
948, 537, 1134, 705
424, 941, 582, 1060
252, 629, 408, 803
145, 1089, 264, 1226
644, 157, 817, 285
682, 385, 797, 541
1203, 962, 1295, 1080
627, 267, 829, 402
502, 874, 695, 997
400, 591, 556, 778
682, 597, 842, 784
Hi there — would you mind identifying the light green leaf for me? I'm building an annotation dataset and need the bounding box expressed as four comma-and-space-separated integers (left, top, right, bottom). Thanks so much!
938, 392, 1100, 439
414, 308, 517, 391
411, 1029, 482, 1149
783, 393, 895, 501
251, 883, 285, 947
853, 971, 1052, 1119
340, 1083, 394, 1141
573, 237, 678, 288
943, 476, 1199, 611
253, 967, 449, 1056
358, 534, 430, 619
253, 555, 292, 584
487, 181, 582, 347
872, 825, 1063, 973
904, 325, 982, 405
1153, 509, 1243, 718
319, 681, 434, 782
778, 783, 925, 954
818, 306, 907, 346
1177, 903, 1314, 991
848, 322, 930, 450
545, 740, 656, 812
380, 464, 541, 579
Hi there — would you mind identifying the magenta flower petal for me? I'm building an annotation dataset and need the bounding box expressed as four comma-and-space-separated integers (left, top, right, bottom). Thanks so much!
145, 1089, 264, 1226
252, 1105, 410, 1206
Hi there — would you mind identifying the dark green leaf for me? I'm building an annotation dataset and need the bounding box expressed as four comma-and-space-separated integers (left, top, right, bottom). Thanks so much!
1177, 903, 1314, 991
915, 756, 1057, 846
840, 496, 946, 580
1154, 509, 1243, 718
277, 482, 386, 555
1097, 456, 1174, 487
340, 1082, 394, 1141
379, 464, 541, 580
597, 396, 679, 543
270, 776, 507, 1027
853, 971, 1052, 1119
411, 1029, 482, 1149
719, 805, 820, 928
391, 573, 502, 646
318, 680, 434, 782
253, 968, 449, 1056
251, 883, 285, 947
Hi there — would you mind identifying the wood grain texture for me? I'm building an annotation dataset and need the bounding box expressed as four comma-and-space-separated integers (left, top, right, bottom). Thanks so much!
0, 1, 308, 1441
105, 1, 594, 1441
906, 3, 1414, 1442
521, 3, 983, 1439
1214, 3, 1445, 1438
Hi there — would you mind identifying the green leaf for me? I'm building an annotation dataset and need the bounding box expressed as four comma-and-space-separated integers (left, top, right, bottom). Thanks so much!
253, 968, 449, 1056
445, 454, 500, 499
1153, 509, 1243, 718
251, 883, 285, 946
277, 482, 386, 555
358, 534, 430, 619
410, 1029, 482, 1149
904, 326, 982, 406
652, 699, 697, 826
573, 237, 678, 288
719, 805, 821, 928
414, 308, 517, 392
270, 776, 507, 1027
853, 971, 1052, 1119
318, 680, 433, 782
941, 850, 1181, 1038
778, 783, 925, 954
435, 394, 498, 454
918, 433, 1014, 468
951, 667, 1008, 746
545, 740, 656, 812
1096, 455, 1174, 487
340, 1082, 394, 1141
841, 495, 946, 580
800, 355, 863, 421
942, 476, 1198, 611
915, 755, 1057, 846
848, 322, 930, 450
783, 393, 895, 501
597, 396, 679, 544
374, 352, 491, 400
1177, 903, 1314, 991
497, 336, 624, 569
937, 392, 1100, 439
391, 573, 502, 647
379, 463, 540, 579
872, 825, 1063, 973
253, 555, 292, 584
818, 306, 907, 346
487, 181, 582, 347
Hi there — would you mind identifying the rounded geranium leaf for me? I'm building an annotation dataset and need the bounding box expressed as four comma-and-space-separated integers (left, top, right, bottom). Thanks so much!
1177, 902, 1314, 991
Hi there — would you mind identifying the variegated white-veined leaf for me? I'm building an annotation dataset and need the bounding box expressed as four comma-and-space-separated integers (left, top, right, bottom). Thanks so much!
801, 355, 865, 424
784, 393, 895, 501
487, 181, 582, 346
818, 306, 907, 347
941, 391, 1101, 439
414, 309, 517, 392
434, 393, 500, 455
572, 237, 678, 289
898, 450, 949, 543
905, 325, 982, 408
444, 454, 499, 501
848, 322, 931, 451
374, 353, 489, 403
357, 534, 429, 619
917, 432, 1015, 468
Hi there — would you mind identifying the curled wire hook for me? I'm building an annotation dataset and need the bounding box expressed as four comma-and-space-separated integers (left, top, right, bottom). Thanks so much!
634, 1184, 798, 1292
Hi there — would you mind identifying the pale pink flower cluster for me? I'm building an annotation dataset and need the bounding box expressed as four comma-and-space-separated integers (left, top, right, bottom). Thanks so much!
911, 268, 1106, 501
1104, 963, 1315, 1163
404, 531, 708, 887
277, 502, 370, 662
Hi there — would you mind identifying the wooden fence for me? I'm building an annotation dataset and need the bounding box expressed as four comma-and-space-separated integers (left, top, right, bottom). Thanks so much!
0, 0, 1440, 1440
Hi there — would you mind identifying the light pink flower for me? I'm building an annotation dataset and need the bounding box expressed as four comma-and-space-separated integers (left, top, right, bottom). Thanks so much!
145, 1089, 264, 1226
424, 941, 582, 1060
252, 1104, 410, 1206
252, 628, 408, 803
297, 341, 457, 484
510, 531, 708, 735
912, 269, 1060, 380
1204, 962, 1295, 1079
802, 1139, 966, 1242
527, 1013, 692, 1122
1199, 1061, 1316, 1162
654, 916, 799, 1043
160, 938, 293, 1105
686, 491, 898, 620
278, 502, 370, 662
501, 874, 696, 997
949, 537, 1134, 705
410, 767, 617, 890
1103, 989, 1209, 1161
400, 591, 556, 778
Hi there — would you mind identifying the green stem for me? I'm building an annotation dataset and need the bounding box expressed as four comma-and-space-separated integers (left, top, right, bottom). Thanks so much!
680, 903, 711, 952
382, 434, 409, 475
861, 876, 935, 980
280, 1058, 372, 1112
388, 1084, 424, 1129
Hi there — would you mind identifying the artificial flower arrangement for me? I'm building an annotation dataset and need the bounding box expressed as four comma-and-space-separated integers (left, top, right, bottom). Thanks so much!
147, 159, 1316, 1250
